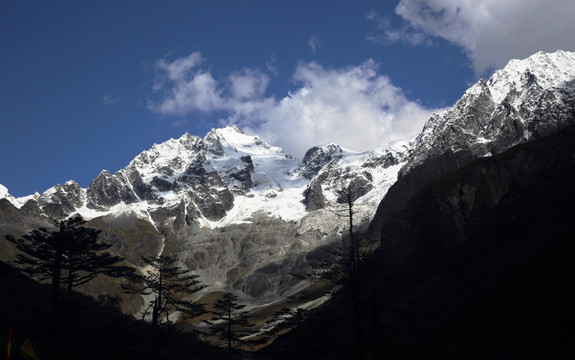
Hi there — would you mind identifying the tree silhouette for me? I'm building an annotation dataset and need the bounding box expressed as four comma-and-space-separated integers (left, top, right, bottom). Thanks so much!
6, 215, 135, 360
60, 218, 134, 301
6, 219, 68, 313
122, 254, 207, 329
337, 183, 365, 358
302, 183, 365, 358
6, 215, 133, 309
335, 183, 362, 279
204, 292, 254, 351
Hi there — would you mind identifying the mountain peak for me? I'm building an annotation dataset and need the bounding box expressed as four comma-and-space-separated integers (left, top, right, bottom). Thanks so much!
487, 49, 575, 103
229, 124, 244, 134
204, 125, 285, 159
178, 132, 195, 142
0, 184, 11, 201
298, 143, 344, 179
205, 124, 244, 140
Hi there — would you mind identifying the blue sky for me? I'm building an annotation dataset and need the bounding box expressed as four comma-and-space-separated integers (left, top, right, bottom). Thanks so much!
1, 0, 574, 197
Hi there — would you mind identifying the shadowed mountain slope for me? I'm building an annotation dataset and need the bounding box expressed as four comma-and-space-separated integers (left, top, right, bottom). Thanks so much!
0, 261, 235, 360
260, 127, 575, 359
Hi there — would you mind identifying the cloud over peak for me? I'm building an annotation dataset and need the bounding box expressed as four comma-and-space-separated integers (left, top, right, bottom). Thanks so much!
147, 52, 436, 157
250, 59, 434, 156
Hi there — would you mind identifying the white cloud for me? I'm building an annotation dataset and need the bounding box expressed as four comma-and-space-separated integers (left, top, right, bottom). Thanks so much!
241, 60, 434, 156
148, 53, 273, 115
228, 68, 270, 100
148, 52, 436, 158
381, 0, 575, 75
308, 36, 321, 53
366, 10, 430, 47
102, 95, 122, 105
149, 70, 223, 115
156, 51, 204, 82
147, 52, 225, 115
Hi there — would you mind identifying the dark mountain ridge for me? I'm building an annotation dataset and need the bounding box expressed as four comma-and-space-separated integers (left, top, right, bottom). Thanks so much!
262, 127, 575, 359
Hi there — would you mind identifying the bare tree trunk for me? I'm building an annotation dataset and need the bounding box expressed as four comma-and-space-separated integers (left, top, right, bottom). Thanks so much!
51, 248, 62, 314
151, 298, 160, 360
345, 186, 364, 359
227, 307, 232, 351
66, 258, 74, 303
49, 227, 65, 360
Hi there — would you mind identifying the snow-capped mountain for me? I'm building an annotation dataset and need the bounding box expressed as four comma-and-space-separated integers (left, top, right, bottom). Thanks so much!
0, 184, 14, 203
2, 50, 575, 307
1, 123, 410, 304
370, 50, 575, 236
6, 124, 406, 228
409, 50, 575, 173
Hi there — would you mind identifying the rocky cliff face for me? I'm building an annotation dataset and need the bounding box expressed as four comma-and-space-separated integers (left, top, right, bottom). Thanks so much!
373, 127, 575, 358
382, 127, 575, 250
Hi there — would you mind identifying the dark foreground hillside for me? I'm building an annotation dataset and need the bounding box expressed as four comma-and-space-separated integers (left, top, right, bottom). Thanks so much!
260, 128, 575, 359
0, 261, 233, 360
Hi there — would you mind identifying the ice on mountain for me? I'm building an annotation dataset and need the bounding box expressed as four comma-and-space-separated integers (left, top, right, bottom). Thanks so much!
487, 50, 575, 104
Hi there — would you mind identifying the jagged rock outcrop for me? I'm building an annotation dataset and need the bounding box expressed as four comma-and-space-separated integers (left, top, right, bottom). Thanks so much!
302, 179, 326, 211
38, 180, 85, 218
298, 144, 344, 179
87, 171, 137, 208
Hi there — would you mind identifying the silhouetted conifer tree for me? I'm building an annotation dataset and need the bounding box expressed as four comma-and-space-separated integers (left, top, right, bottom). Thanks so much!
6, 215, 135, 360
338, 183, 365, 359
204, 292, 254, 352
6, 215, 133, 308
122, 254, 207, 329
